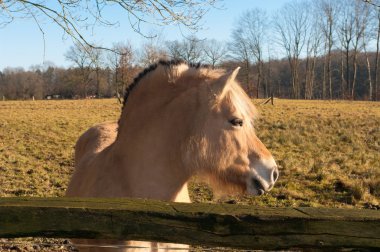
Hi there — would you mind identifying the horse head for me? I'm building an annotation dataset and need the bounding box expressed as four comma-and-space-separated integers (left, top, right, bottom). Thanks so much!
182, 67, 279, 196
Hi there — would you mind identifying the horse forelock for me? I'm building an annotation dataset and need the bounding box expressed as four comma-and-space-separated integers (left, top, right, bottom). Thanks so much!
217, 81, 258, 128
231, 82, 258, 123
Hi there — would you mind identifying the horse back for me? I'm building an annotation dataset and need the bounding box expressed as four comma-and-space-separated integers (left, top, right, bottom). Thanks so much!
74, 122, 118, 166
66, 122, 118, 197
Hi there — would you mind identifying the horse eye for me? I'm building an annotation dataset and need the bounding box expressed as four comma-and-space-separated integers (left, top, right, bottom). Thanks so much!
229, 118, 243, 127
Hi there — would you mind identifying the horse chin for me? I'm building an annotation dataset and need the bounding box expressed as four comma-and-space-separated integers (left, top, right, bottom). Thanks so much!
196, 173, 246, 197
212, 182, 246, 197
246, 186, 265, 196
246, 175, 267, 196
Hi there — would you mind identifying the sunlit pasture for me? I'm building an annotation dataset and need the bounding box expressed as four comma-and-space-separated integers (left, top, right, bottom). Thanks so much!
0, 99, 379, 209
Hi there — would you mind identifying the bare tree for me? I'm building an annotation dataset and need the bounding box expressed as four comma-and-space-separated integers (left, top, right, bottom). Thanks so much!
362, 31, 374, 100
318, 0, 339, 99
273, 0, 309, 99
336, 0, 355, 99
65, 42, 93, 97
361, 0, 380, 101
228, 26, 253, 96
181, 36, 205, 63
107, 42, 134, 99
165, 40, 183, 60
88, 46, 104, 98
229, 9, 268, 98
305, 2, 323, 99
107, 44, 122, 99
166, 36, 204, 63
368, 1, 380, 100
336, 0, 370, 99
239, 9, 268, 98
1, 0, 219, 49
202, 39, 226, 68
140, 34, 168, 67
361, 0, 380, 100
351, 0, 370, 99
376, 8, 380, 101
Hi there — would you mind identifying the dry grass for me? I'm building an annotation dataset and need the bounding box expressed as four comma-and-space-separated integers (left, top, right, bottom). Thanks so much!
1, 98, 379, 251
0, 100, 120, 197
251, 99, 380, 208
0, 98, 379, 209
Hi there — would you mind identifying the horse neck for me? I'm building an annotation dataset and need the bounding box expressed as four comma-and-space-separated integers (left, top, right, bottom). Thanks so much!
113, 77, 202, 202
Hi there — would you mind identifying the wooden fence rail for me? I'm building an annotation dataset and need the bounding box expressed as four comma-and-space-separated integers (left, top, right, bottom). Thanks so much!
0, 197, 380, 250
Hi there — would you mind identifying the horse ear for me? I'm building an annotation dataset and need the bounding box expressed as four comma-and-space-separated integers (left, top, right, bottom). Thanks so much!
212, 67, 241, 98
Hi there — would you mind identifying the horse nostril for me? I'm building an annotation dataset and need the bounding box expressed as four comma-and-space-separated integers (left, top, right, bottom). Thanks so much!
257, 189, 265, 196
272, 167, 279, 182
252, 178, 264, 192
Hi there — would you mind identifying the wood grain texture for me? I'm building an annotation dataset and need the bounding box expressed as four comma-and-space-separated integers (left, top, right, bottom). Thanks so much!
0, 197, 379, 250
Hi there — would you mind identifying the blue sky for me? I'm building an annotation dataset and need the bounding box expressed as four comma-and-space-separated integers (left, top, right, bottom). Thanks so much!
0, 0, 289, 70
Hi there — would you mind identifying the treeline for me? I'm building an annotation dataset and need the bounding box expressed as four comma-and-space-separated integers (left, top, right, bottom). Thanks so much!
241, 50, 380, 100
0, 49, 378, 101
0, 66, 139, 100
1, 0, 380, 101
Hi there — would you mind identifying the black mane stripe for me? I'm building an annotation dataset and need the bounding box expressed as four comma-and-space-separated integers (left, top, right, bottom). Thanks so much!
121, 59, 204, 109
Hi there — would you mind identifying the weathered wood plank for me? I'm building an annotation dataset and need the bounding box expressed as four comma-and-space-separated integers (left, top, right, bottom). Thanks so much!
0, 197, 379, 250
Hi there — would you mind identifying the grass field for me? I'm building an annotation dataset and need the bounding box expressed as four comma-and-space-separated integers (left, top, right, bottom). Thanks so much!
0, 99, 379, 209
0, 98, 379, 251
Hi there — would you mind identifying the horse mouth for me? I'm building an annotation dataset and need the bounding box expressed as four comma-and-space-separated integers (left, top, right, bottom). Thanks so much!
252, 178, 265, 195
247, 177, 267, 196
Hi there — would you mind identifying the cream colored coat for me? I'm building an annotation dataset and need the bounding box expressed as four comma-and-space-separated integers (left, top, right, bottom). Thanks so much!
66, 62, 278, 251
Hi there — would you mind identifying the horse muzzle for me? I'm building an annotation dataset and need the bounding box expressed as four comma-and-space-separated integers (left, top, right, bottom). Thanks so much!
246, 158, 279, 196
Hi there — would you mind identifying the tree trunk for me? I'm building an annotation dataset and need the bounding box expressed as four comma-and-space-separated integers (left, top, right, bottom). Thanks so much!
266, 62, 271, 98
363, 37, 373, 101
375, 11, 380, 101
256, 62, 261, 99
305, 53, 310, 99
328, 48, 332, 100
310, 54, 317, 99
328, 21, 333, 100
96, 67, 100, 98
340, 50, 346, 99
322, 43, 327, 100
366, 53, 372, 100
295, 58, 300, 99
245, 59, 252, 97
82, 72, 88, 98
352, 52, 358, 100
289, 57, 298, 99
115, 67, 119, 98
346, 49, 350, 99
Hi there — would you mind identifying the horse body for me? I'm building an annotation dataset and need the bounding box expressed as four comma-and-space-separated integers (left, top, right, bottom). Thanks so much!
66, 61, 278, 251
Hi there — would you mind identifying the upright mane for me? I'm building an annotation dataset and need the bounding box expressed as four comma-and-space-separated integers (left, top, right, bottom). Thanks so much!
122, 59, 204, 109
118, 60, 209, 129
